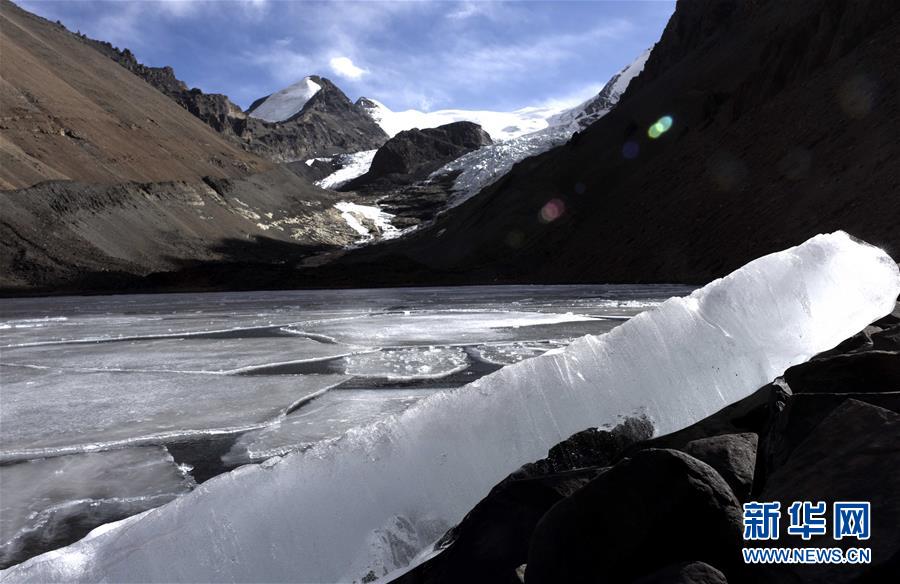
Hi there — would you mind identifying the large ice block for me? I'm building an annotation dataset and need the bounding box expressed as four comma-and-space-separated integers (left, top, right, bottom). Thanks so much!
4, 232, 898, 583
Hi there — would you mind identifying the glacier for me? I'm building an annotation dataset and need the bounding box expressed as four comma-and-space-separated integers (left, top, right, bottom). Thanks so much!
432, 48, 651, 205
357, 97, 570, 141
3, 232, 898, 583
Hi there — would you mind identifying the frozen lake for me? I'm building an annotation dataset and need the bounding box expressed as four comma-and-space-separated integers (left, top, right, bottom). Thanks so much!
0, 284, 693, 568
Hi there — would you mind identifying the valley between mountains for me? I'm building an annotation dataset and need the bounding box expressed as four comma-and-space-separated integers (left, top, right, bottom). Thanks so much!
4, 0, 895, 295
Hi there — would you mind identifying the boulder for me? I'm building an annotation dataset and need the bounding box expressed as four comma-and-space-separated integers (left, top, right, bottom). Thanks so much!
633, 561, 729, 584
684, 433, 758, 502
393, 417, 651, 584
345, 122, 492, 189
783, 351, 900, 394
393, 469, 598, 584
526, 449, 744, 584
753, 399, 900, 583
511, 415, 654, 480
753, 391, 900, 493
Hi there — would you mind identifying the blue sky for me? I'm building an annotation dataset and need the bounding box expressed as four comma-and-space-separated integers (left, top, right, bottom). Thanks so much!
20, 0, 675, 112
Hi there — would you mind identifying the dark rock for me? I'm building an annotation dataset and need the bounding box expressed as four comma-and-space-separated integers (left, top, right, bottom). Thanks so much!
784, 351, 900, 394
813, 326, 879, 358
345, 122, 492, 190
285, 158, 340, 183
684, 433, 757, 502
754, 400, 900, 584
871, 322, 900, 352
526, 449, 744, 584
393, 417, 650, 584
633, 561, 729, 584
752, 391, 900, 497
392, 469, 599, 584
512, 415, 654, 479
624, 381, 777, 459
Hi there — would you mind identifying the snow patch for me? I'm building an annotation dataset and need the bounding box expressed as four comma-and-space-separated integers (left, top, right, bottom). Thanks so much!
315, 150, 377, 190
334, 201, 400, 242
248, 77, 321, 123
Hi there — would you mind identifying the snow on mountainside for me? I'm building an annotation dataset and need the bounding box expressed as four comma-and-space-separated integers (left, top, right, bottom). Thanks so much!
433, 49, 650, 205
356, 97, 569, 141
247, 77, 322, 122
315, 150, 378, 190
546, 48, 651, 129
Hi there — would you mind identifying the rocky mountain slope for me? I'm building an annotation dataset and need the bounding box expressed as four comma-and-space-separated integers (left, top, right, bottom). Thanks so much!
323, 0, 899, 286
77, 31, 388, 164
0, 0, 268, 189
242, 75, 388, 162
0, 167, 358, 292
78, 35, 251, 137
0, 0, 364, 293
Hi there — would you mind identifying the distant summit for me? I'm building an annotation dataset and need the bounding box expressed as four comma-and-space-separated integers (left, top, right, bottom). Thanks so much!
247, 77, 323, 123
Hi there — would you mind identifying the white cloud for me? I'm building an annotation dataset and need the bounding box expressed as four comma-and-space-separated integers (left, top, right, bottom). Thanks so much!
329, 56, 368, 80
443, 20, 635, 85
246, 44, 313, 86
446, 2, 482, 20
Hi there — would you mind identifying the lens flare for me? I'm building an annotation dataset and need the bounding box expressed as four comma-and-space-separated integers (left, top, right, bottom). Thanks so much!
539, 199, 565, 223
648, 115, 673, 139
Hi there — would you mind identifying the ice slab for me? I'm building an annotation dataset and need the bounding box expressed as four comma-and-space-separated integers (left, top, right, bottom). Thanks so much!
1, 337, 362, 374
0, 285, 688, 348
340, 347, 469, 380
0, 447, 192, 568
471, 341, 565, 365
0, 368, 349, 462
5, 233, 898, 583
223, 389, 433, 465
282, 310, 601, 346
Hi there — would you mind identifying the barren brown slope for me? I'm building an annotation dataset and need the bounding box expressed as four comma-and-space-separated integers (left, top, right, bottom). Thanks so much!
0, 0, 269, 189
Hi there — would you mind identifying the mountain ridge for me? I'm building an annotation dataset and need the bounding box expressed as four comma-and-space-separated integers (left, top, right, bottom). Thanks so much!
313, 0, 899, 287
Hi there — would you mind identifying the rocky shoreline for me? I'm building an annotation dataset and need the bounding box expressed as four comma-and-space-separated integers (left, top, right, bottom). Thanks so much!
393, 305, 900, 584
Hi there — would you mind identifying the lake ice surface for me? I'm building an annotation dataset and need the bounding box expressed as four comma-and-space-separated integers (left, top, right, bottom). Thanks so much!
0, 284, 692, 568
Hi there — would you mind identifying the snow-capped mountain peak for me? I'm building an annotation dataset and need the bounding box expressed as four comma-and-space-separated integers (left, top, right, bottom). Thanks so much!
247, 76, 322, 123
